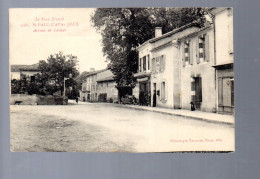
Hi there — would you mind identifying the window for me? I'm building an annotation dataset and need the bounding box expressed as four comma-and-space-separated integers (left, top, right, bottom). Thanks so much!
139, 58, 142, 72
161, 82, 166, 101
30, 76, 35, 82
143, 56, 146, 72
198, 35, 206, 63
106, 82, 108, 87
152, 55, 165, 74
147, 54, 150, 70
184, 41, 190, 63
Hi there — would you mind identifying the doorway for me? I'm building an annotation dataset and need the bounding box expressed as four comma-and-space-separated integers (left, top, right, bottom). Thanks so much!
218, 77, 234, 114
191, 77, 202, 109
153, 83, 157, 107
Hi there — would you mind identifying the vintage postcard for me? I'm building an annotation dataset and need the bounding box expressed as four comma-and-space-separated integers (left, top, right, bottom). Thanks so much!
9, 8, 234, 152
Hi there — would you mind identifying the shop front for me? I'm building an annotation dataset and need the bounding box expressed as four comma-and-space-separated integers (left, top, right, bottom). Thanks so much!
214, 64, 234, 114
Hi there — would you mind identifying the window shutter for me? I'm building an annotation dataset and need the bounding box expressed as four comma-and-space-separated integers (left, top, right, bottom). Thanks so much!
196, 37, 200, 64
218, 79, 223, 105
198, 77, 202, 102
147, 54, 150, 70
160, 82, 162, 100
165, 82, 168, 100
159, 57, 162, 72
152, 58, 155, 73
182, 43, 186, 67
205, 34, 210, 62
162, 55, 166, 72
190, 40, 193, 65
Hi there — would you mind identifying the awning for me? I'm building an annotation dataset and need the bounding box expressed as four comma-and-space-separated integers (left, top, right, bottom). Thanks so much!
212, 63, 233, 70
137, 77, 149, 82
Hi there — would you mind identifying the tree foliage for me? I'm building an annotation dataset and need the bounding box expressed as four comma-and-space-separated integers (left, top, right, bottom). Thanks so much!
75, 71, 89, 90
38, 51, 79, 95
91, 8, 209, 89
11, 52, 79, 96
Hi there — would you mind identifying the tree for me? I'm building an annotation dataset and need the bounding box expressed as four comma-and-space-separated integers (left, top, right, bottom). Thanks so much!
75, 71, 89, 91
38, 51, 79, 95
91, 8, 209, 94
11, 52, 80, 96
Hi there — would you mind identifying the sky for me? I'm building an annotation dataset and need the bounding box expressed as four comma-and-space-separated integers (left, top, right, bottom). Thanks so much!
9, 8, 108, 73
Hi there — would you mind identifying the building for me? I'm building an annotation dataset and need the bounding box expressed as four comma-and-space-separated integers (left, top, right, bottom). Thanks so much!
134, 22, 201, 108
178, 24, 216, 112
96, 69, 118, 103
80, 68, 100, 101
11, 64, 41, 81
211, 8, 234, 114
80, 68, 117, 102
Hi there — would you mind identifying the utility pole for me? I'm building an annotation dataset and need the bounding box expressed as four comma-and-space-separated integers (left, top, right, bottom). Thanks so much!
63, 73, 72, 97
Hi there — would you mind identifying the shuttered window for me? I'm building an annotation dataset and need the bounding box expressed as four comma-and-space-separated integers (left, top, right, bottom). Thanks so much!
161, 82, 166, 100
184, 41, 190, 62
139, 58, 141, 72
152, 58, 155, 73
160, 55, 166, 72
198, 36, 205, 62
190, 40, 193, 65
205, 34, 210, 62
143, 56, 146, 72
147, 54, 150, 70
152, 55, 166, 73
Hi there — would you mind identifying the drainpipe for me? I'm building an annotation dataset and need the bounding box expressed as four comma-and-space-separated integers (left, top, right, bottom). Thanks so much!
212, 14, 218, 113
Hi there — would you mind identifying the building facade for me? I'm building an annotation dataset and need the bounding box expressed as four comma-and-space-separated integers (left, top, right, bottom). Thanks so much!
134, 17, 232, 114
11, 64, 41, 81
96, 69, 118, 103
179, 25, 216, 112
80, 69, 101, 101
134, 23, 201, 109
80, 68, 118, 103
211, 8, 234, 114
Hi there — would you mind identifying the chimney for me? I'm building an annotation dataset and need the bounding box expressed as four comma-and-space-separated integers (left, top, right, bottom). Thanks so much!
155, 27, 162, 38
90, 68, 95, 72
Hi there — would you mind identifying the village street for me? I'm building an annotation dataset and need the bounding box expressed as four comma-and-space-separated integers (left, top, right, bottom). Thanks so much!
10, 101, 234, 152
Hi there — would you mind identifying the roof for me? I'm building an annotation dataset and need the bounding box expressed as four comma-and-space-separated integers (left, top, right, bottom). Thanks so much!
177, 24, 213, 42
96, 75, 115, 82
209, 7, 229, 15
11, 63, 40, 72
137, 21, 201, 50
11, 65, 28, 72
85, 68, 108, 77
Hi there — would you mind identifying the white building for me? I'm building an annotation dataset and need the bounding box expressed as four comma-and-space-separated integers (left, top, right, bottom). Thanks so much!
134, 23, 201, 108
211, 7, 234, 114
178, 24, 216, 112
10, 64, 41, 81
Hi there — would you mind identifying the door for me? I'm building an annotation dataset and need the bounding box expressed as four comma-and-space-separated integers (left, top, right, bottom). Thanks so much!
194, 77, 202, 109
153, 83, 157, 107
218, 77, 234, 114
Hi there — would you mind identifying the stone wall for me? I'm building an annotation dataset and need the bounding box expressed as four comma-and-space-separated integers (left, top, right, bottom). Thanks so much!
10, 94, 68, 105
10, 94, 38, 105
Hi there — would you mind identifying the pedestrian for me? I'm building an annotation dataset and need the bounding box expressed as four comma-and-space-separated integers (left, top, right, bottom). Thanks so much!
190, 102, 195, 111
76, 97, 78, 104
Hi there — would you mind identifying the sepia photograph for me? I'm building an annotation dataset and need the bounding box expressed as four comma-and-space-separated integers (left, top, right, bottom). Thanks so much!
9, 8, 234, 152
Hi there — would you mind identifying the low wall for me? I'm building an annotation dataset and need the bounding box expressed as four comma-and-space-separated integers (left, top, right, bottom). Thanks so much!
10, 94, 68, 105
10, 94, 37, 105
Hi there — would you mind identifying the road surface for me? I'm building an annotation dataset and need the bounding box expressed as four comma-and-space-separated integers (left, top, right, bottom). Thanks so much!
10, 101, 234, 152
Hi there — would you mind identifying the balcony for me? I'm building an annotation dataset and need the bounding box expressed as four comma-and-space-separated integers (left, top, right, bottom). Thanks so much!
134, 71, 151, 78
